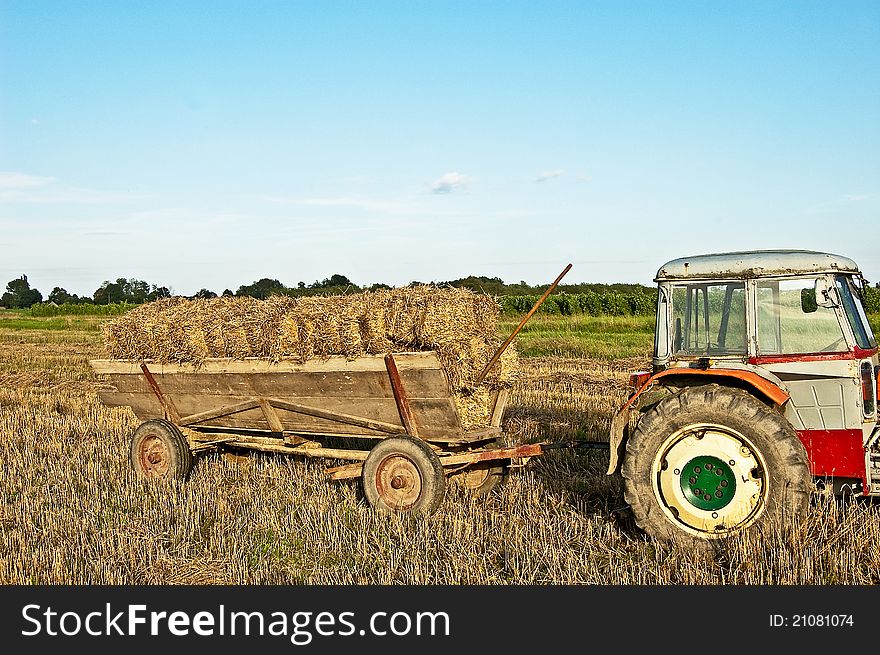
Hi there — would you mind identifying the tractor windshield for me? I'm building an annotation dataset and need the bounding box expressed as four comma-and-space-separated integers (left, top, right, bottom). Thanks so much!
671, 281, 747, 356
836, 276, 877, 350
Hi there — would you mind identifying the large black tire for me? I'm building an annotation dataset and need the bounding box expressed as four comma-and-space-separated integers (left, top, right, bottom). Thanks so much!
449, 463, 509, 497
622, 384, 811, 545
130, 419, 193, 481
362, 436, 446, 514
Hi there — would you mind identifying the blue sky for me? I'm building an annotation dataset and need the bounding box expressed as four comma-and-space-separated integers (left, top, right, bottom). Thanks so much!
1, 1, 878, 297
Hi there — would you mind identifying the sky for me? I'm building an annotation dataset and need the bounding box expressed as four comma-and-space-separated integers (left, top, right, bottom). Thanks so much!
1, 0, 878, 298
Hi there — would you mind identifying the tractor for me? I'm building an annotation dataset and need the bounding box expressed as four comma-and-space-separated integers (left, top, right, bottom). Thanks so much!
608, 250, 879, 544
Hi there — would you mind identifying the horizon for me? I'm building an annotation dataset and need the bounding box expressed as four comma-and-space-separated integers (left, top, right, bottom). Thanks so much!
2, 1, 878, 297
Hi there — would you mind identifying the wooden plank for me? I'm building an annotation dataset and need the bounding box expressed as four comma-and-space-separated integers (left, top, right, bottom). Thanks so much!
490, 388, 510, 427
325, 462, 364, 480
269, 398, 406, 435
89, 352, 442, 375
225, 440, 370, 460
99, 390, 462, 439
97, 391, 163, 418
258, 398, 285, 433
179, 399, 261, 426
102, 369, 452, 399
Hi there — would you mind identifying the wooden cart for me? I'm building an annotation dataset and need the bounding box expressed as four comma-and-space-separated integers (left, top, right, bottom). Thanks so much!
89, 352, 542, 513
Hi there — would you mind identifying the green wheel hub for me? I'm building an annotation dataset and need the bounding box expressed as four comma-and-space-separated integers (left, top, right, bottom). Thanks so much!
679, 455, 736, 511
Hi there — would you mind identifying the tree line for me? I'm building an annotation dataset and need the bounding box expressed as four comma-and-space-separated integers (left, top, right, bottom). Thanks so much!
0, 272, 658, 309
3, 272, 879, 314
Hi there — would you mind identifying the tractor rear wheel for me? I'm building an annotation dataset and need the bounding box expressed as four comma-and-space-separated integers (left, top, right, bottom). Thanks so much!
622, 384, 810, 545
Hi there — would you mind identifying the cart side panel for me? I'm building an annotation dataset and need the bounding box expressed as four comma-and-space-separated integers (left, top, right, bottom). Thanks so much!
102, 369, 448, 399
92, 353, 464, 439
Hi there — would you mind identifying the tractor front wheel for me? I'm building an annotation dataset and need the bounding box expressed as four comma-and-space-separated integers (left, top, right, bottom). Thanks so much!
622, 384, 810, 545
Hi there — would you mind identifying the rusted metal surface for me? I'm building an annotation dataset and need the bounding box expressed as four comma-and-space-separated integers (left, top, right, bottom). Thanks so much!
474, 263, 572, 387
385, 354, 420, 437
139, 363, 181, 423
655, 250, 860, 281
325, 442, 544, 481
438, 443, 543, 467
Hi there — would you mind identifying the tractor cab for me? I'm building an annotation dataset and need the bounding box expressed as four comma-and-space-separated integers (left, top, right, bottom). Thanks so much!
611, 250, 879, 545
652, 250, 877, 369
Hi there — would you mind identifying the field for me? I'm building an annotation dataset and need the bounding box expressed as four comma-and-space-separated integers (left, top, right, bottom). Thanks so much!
1, 310, 879, 584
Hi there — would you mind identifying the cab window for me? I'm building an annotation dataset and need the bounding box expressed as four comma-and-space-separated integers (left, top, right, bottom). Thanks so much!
756, 278, 847, 354
671, 281, 747, 356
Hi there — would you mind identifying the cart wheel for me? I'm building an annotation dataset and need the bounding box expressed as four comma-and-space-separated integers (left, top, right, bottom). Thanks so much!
362, 436, 446, 514
130, 419, 193, 481
450, 464, 509, 497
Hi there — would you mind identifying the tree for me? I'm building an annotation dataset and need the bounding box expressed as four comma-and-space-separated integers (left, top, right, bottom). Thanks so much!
236, 278, 287, 299
48, 287, 73, 304
1, 275, 43, 308
222, 289, 234, 297
193, 288, 217, 299
93, 280, 124, 305
310, 274, 354, 289
47, 287, 89, 304
147, 286, 171, 300
92, 277, 170, 304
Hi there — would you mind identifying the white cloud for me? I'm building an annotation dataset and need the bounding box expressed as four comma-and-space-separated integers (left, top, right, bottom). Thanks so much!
429, 171, 475, 194
535, 169, 565, 183
0, 172, 54, 189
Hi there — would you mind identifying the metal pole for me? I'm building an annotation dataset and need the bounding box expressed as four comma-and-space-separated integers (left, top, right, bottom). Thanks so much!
473, 263, 572, 387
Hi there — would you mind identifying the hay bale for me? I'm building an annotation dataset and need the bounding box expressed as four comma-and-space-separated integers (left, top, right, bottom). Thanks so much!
101, 286, 520, 428
453, 387, 492, 432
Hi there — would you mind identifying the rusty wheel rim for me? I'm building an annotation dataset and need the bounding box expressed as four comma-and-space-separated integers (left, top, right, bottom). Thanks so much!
456, 466, 491, 490
138, 434, 170, 478
374, 454, 422, 510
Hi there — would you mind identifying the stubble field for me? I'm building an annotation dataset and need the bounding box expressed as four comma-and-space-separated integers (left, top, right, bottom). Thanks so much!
1, 311, 879, 584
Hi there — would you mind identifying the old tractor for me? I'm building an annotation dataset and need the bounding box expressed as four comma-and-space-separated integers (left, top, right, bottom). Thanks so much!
609, 250, 878, 544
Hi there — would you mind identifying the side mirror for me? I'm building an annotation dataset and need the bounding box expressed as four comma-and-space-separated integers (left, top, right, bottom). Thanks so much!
814, 277, 837, 308
801, 288, 818, 313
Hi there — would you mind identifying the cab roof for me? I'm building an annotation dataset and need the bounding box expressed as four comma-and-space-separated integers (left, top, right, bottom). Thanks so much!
655, 250, 860, 282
